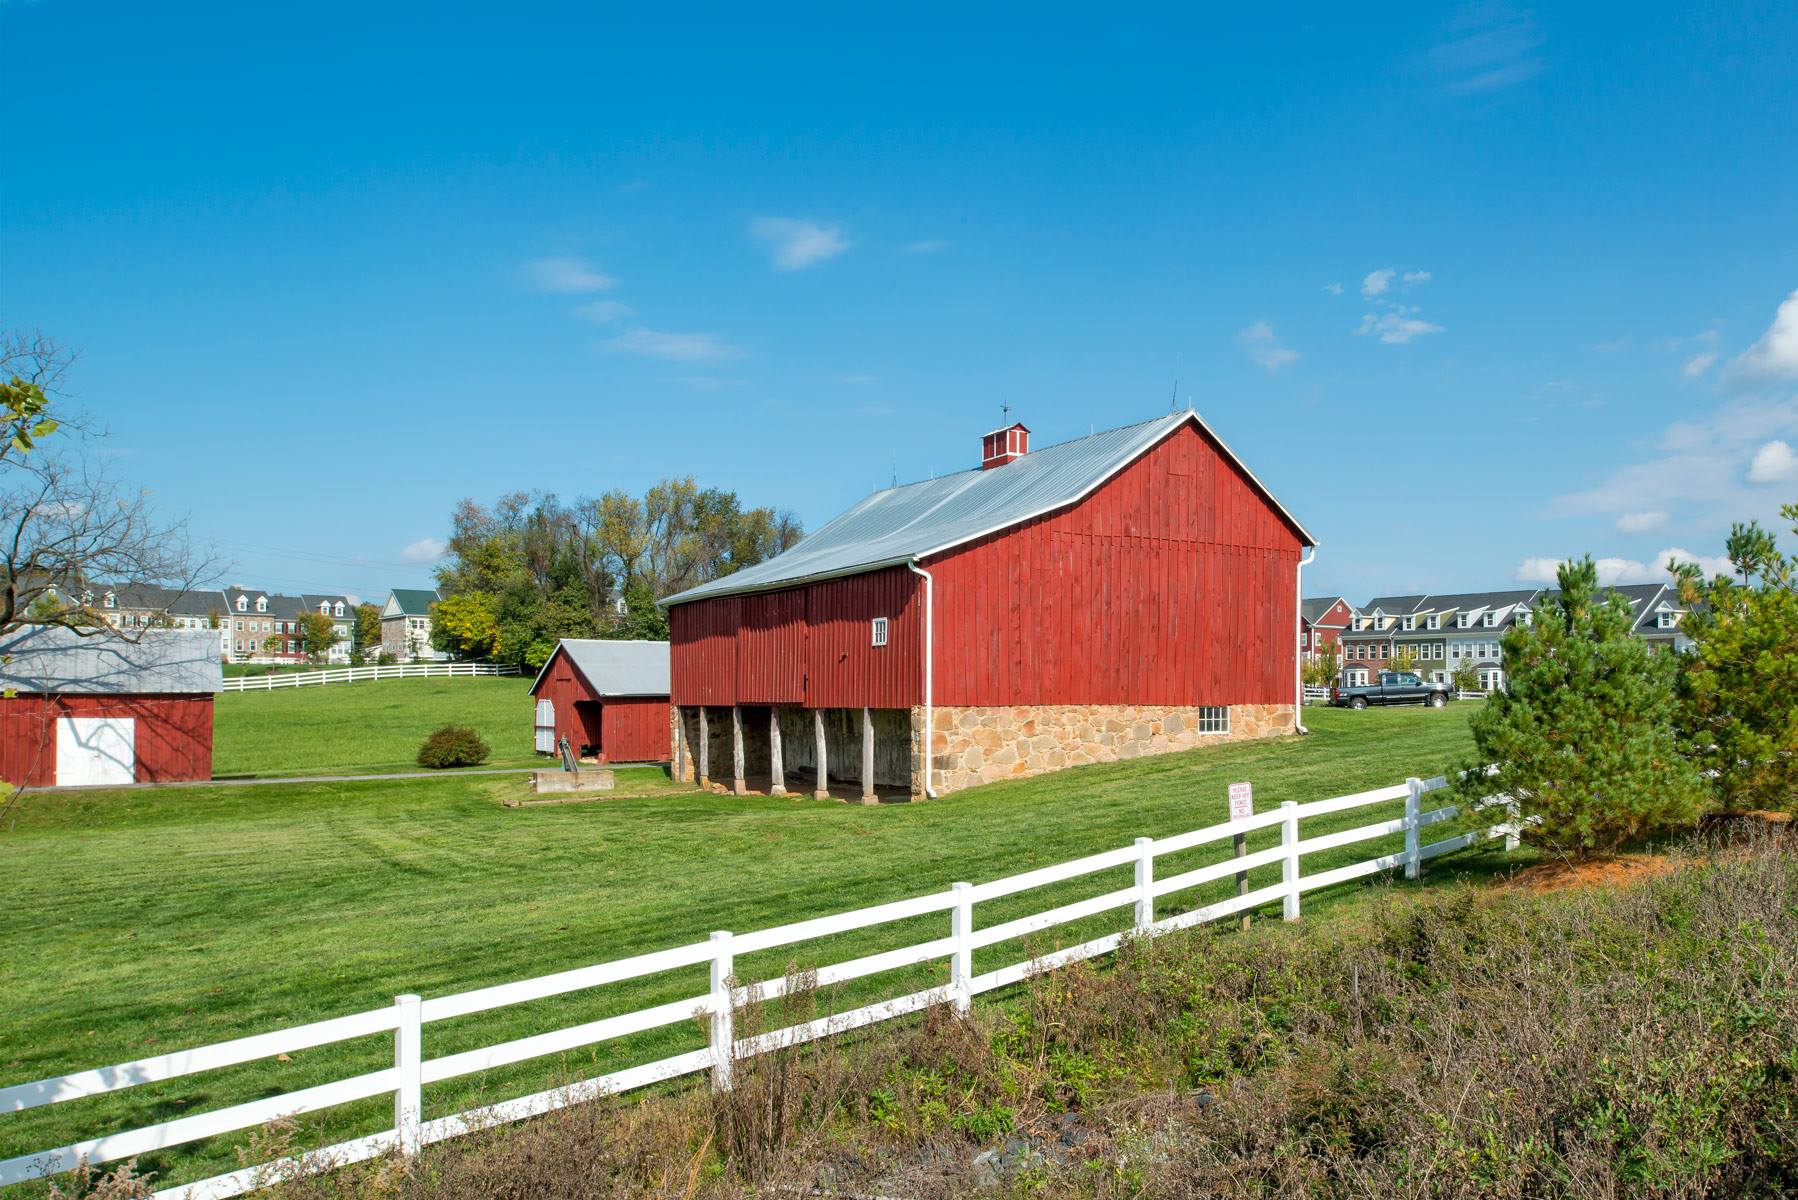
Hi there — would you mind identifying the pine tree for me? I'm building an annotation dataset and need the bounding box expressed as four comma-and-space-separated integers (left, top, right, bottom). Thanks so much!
1459, 556, 1703, 856
1672, 502, 1798, 814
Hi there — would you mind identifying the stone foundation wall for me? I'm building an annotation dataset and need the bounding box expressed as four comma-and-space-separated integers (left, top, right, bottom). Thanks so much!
915, 702, 1296, 796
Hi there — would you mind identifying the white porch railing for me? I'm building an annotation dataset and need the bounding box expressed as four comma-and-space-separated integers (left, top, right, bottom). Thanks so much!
0, 772, 1519, 1199
218, 663, 520, 692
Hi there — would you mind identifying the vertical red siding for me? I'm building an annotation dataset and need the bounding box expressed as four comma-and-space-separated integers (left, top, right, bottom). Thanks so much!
599, 696, 672, 762
736, 589, 806, 704
0, 693, 215, 786
926, 423, 1302, 707
802, 568, 921, 709
669, 599, 740, 705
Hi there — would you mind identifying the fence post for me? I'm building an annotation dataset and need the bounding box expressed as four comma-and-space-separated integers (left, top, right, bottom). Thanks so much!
1234, 825, 1251, 934
709, 931, 735, 1091
950, 882, 973, 1016
393, 993, 422, 1157
1404, 777, 1423, 880
1504, 794, 1521, 852
1281, 801, 1301, 921
1132, 837, 1155, 931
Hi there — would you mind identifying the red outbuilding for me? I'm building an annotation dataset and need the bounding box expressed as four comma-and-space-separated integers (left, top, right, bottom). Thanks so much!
661, 411, 1317, 800
0, 625, 222, 787
529, 639, 671, 764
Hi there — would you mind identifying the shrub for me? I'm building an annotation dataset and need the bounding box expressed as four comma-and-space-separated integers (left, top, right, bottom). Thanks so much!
1460, 556, 1704, 856
416, 724, 490, 769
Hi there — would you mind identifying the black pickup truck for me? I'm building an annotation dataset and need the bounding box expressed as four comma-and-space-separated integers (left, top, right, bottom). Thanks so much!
1330, 671, 1452, 709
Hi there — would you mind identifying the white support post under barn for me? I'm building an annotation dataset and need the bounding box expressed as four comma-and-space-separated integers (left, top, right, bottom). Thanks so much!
697, 707, 710, 789
860, 706, 876, 805
813, 709, 828, 800
672, 706, 686, 781
731, 705, 745, 796
768, 707, 785, 796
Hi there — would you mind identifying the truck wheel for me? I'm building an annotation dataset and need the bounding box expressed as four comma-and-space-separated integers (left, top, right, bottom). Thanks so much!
1428, 692, 1447, 708
1350, 696, 1368, 711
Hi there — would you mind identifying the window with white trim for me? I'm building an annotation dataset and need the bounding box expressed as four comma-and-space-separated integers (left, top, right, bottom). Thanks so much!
1426, 614, 1440, 630
1656, 610, 1676, 629
870, 617, 889, 647
1196, 706, 1229, 735
1480, 611, 1496, 627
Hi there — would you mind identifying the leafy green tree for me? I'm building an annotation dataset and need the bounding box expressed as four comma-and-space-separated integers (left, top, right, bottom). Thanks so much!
261, 634, 283, 659
351, 603, 382, 663
1671, 503, 1798, 815
294, 610, 339, 665
1301, 642, 1339, 689
1458, 556, 1704, 857
1449, 659, 1481, 694
1387, 646, 1421, 675
431, 592, 501, 659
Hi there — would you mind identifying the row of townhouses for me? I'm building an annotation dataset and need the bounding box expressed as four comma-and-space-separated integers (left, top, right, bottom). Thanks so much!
71, 584, 448, 664
1300, 583, 1692, 691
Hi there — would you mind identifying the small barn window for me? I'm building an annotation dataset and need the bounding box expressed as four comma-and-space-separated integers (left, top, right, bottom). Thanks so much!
1197, 706, 1230, 735
534, 699, 555, 753
870, 617, 889, 647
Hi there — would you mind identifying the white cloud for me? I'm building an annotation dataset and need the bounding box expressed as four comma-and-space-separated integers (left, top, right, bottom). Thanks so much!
523, 256, 616, 293
1683, 350, 1718, 378
1727, 289, 1798, 387
603, 328, 742, 363
573, 300, 633, 324
1361, 269, 1395, 298
1553, 396, 1798, 526
1747, 439, 1798, 484
1429, 4, 1544, 94
1357, 310, 1444, 344
1237, 320, 1299, 372
1615, 510, 1668, 534
1323, 282, 1344, 296
401, 538, 445, 565
1514, 547, 1733, 587
749, 217, 849, 270
900, 239, 947, 255
1402, 270, 1432, 285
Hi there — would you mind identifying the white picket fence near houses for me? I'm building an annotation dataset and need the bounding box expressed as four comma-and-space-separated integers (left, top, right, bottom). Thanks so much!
0, 772, 1519, 1200
219, 662, 520, 692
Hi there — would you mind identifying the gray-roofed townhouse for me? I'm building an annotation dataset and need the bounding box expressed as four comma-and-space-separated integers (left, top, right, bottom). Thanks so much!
382, 588, 445, 661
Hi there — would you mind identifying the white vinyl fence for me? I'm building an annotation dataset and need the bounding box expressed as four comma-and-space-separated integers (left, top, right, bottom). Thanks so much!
219, 663, 520, 692
1, 772, 1520, 1200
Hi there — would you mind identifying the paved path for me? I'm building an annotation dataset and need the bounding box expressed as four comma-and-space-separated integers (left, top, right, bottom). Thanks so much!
23, 767, 539, 794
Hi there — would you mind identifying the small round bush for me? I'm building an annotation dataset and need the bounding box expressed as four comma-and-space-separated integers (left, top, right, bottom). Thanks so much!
416, 724, 490, 769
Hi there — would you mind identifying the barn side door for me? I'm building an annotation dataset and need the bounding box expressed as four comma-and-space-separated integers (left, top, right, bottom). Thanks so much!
56, 717, 136, 786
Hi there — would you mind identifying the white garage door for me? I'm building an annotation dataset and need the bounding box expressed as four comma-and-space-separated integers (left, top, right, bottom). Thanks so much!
55, 717, 136, 786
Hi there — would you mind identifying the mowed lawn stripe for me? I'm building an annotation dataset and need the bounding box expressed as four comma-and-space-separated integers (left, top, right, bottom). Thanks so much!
1, 705, 1483, 1188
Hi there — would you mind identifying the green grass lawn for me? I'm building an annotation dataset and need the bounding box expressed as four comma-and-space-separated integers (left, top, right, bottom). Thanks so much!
1, 704, 1499, 1191
211, 676, 538, 777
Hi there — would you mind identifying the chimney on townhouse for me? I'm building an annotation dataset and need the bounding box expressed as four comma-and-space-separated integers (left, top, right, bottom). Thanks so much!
981, 422, 1031, 470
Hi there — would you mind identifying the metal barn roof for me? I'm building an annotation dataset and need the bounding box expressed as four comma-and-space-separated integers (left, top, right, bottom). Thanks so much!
663, 410, 1314, 606
0, 626, 223, 695
530, 639, 670, 697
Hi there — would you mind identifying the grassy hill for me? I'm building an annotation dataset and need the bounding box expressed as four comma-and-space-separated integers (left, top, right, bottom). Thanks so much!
1, 705, 1488, 1191
212, 676, 538, 777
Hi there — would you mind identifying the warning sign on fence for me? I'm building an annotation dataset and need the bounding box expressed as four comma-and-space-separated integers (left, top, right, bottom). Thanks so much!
1228, 781, 1254, 821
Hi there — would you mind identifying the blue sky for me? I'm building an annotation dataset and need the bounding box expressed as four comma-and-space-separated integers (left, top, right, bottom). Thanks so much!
4, 2, 1796, 605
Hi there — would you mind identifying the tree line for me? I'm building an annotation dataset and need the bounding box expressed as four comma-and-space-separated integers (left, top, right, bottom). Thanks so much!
429, 483, 802, 669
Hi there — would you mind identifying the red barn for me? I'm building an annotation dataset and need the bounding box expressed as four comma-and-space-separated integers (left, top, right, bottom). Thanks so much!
0, 626, 221, 787
661, 411, 1316, 800
529, 639, 671, 764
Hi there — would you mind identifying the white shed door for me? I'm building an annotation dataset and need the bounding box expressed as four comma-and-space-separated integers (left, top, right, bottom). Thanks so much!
534, 699, 555, 753
56, 717, 136, 786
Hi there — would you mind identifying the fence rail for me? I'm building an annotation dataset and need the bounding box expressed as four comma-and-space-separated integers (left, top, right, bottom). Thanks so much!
219, 662, 520, 691
0, 772, 1519, 1200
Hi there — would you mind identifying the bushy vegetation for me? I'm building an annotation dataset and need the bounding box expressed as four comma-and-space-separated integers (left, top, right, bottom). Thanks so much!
1673, 502, 1798, 816
428, 483, 802, 669
416, 724, 491, 769
1462, 556, 1704, 855
169, 834, 1792, 1200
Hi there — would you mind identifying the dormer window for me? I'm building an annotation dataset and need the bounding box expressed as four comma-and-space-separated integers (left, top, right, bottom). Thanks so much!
1481, 612, 1497, 628
1425, 614, 1440, 630
1518, 610, 1533, 626
1401, 616, 1415, 631
103, 592, 116, 608
333, 602, 344, 617
1455, 613, 1470, 628
1353, 616, 1365, 631
1656, 610, 1676, 629
256, 596, 268, 613
236, 596, 248, 612
320, 601, 331, 614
